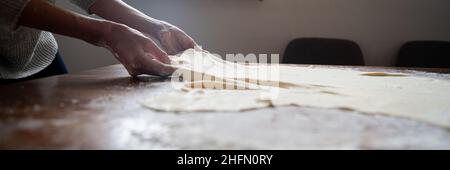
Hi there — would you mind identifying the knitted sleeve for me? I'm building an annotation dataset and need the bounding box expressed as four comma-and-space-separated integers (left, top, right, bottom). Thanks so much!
0, 0, 32, 31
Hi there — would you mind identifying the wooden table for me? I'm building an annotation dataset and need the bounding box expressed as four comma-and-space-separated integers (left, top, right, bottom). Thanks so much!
1, 64, 449, 149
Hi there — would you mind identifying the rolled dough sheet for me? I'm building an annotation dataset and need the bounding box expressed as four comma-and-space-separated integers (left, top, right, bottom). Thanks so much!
141, 49, 450, 128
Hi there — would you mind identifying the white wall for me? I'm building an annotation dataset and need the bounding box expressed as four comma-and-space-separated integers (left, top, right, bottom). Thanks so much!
55, 0, 450, 72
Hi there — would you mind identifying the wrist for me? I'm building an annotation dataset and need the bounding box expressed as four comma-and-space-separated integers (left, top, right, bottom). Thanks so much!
74, 18, 114, 47
86, 20, 124, 48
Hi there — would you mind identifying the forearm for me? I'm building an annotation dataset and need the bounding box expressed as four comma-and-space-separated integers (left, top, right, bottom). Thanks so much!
89, 0, 165, 38
18, 0, 111, 46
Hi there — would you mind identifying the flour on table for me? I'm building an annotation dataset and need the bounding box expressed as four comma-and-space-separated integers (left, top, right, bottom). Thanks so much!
141, 48, 450, 128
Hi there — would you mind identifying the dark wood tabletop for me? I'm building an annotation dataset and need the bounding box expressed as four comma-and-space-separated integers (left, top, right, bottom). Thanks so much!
1, 64, 449, 149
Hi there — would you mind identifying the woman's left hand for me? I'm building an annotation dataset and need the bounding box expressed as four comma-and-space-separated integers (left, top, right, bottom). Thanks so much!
155, 21, 198, 55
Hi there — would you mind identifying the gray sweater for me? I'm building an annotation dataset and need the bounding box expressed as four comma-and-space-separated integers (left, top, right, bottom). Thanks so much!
0, 0, 96, 79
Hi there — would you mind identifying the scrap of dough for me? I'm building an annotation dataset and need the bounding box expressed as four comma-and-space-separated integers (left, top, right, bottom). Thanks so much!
141, 89, 271, 112
361, 72, 407, 77
141, 48, 450, 128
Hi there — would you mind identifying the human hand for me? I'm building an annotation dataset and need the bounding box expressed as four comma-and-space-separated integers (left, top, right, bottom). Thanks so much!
101, 23, 174, 77
154, 21, 198, 55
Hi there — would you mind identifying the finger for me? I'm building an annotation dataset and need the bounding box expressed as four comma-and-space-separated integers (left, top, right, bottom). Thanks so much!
123, 61, 141, 77
142, 57, 175, 76
151, 59, 176, 76
114, 50, 142, 77
180, 33, 197, 50
142, 37, 171, 64
163, 39, 187, 55
138, 48, 175, 76
159, 31, 178, 55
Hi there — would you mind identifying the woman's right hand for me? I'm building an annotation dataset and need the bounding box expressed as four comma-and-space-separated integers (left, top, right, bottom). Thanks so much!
99, 22, 174, 77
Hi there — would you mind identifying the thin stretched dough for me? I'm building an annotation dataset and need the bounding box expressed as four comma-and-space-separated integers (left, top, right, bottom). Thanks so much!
141, 49, 450, 128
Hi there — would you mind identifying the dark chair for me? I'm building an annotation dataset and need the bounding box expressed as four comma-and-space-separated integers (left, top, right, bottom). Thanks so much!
282, 38, 365, 66
396, 41, 450, 68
